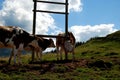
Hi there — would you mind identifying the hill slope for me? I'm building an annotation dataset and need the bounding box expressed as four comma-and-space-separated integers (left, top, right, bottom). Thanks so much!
75, 30, 120, 59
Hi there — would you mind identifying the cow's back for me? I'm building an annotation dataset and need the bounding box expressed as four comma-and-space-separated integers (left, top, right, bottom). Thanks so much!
12, 28, 36, 49
56, 32, 75, 46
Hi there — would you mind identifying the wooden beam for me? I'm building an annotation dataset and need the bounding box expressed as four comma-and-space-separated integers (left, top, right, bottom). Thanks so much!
33, 10, 68, 14
32, 0, 37, 35
36, 0, 66, 5
36, 34, 65, 38
65, 0, 68, 37
32, 0, 37, 62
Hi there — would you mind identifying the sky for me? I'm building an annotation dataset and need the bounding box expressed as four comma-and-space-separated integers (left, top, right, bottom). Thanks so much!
0, 0, 120, 42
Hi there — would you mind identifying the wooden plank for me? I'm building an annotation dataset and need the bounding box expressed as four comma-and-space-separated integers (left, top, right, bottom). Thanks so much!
36, 0, 66, 5
33, 10, 68, 14
36, 34, 65, 38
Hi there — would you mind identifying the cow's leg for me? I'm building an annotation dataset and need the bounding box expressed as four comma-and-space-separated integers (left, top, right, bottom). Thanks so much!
17, 43, 24, 64
64, 50, 68, 60
65, 52, 68, 60
72, 45, 75, 61
72, 50, 75, 61
13, 43, 23, 64
36, 51, 39, 59
36, 51, 40, 60
8, 49, 14, 64
56, 46, 59, 60
35, 48, 42, 61
17, 50, 22, 64
60, 47, 63, 60
39, 50, 42, 62
13, 49, 18, 64
32, 50, 35, 62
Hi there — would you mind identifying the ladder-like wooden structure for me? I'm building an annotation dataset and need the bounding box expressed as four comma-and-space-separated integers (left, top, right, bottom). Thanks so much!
32, 0, 69, 61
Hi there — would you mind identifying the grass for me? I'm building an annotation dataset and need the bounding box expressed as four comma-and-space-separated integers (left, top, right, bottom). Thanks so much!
0, 49, 120, 80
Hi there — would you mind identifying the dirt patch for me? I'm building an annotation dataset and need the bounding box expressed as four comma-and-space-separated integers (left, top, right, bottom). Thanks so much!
0, 59, 88, 74
87, 59, 113, 69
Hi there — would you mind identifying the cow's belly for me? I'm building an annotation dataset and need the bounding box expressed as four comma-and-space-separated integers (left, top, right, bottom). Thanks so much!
64, 41, 74, 52
24, 46, 32, 51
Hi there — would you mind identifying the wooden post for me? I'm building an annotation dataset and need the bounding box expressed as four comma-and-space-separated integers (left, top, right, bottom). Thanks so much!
65, 0, 69, 37
65, 0, 69, 60
32, 0, 37, 62
33, 0, 37, 35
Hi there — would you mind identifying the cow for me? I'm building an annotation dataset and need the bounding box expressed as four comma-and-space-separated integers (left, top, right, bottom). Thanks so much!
0, 26, 55, 64
34, 38, 55, 61
56, 32, 76, 61
8, 37, 55, 64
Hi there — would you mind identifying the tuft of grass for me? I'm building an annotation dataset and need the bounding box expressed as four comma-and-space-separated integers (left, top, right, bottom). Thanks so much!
52, 65, 69, 73
0, 72, 10, 80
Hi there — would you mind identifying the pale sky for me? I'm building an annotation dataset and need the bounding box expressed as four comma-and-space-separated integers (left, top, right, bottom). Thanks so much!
0, 0, 120, 42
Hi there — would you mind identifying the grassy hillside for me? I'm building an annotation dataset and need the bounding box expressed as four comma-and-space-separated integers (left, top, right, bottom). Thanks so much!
0, 30, 120, 80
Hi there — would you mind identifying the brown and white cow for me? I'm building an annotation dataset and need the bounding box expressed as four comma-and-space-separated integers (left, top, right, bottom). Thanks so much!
0, 26, 55, 64
56, 32, 76, 61
34, 38, 55, 60
8, 37, 55, 64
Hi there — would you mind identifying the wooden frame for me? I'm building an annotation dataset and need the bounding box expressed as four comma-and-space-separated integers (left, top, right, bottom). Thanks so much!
32, 0, 69, 37
32, 0, 69, 61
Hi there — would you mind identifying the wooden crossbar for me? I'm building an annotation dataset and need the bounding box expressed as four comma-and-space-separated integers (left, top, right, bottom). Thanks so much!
36, 0, 66, 5
33, 10, 67, 14
36, 34, 65, 38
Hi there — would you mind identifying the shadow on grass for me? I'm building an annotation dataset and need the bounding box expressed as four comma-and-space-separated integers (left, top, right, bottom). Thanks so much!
29, 59, 78, 64
0, 59, 81, 75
